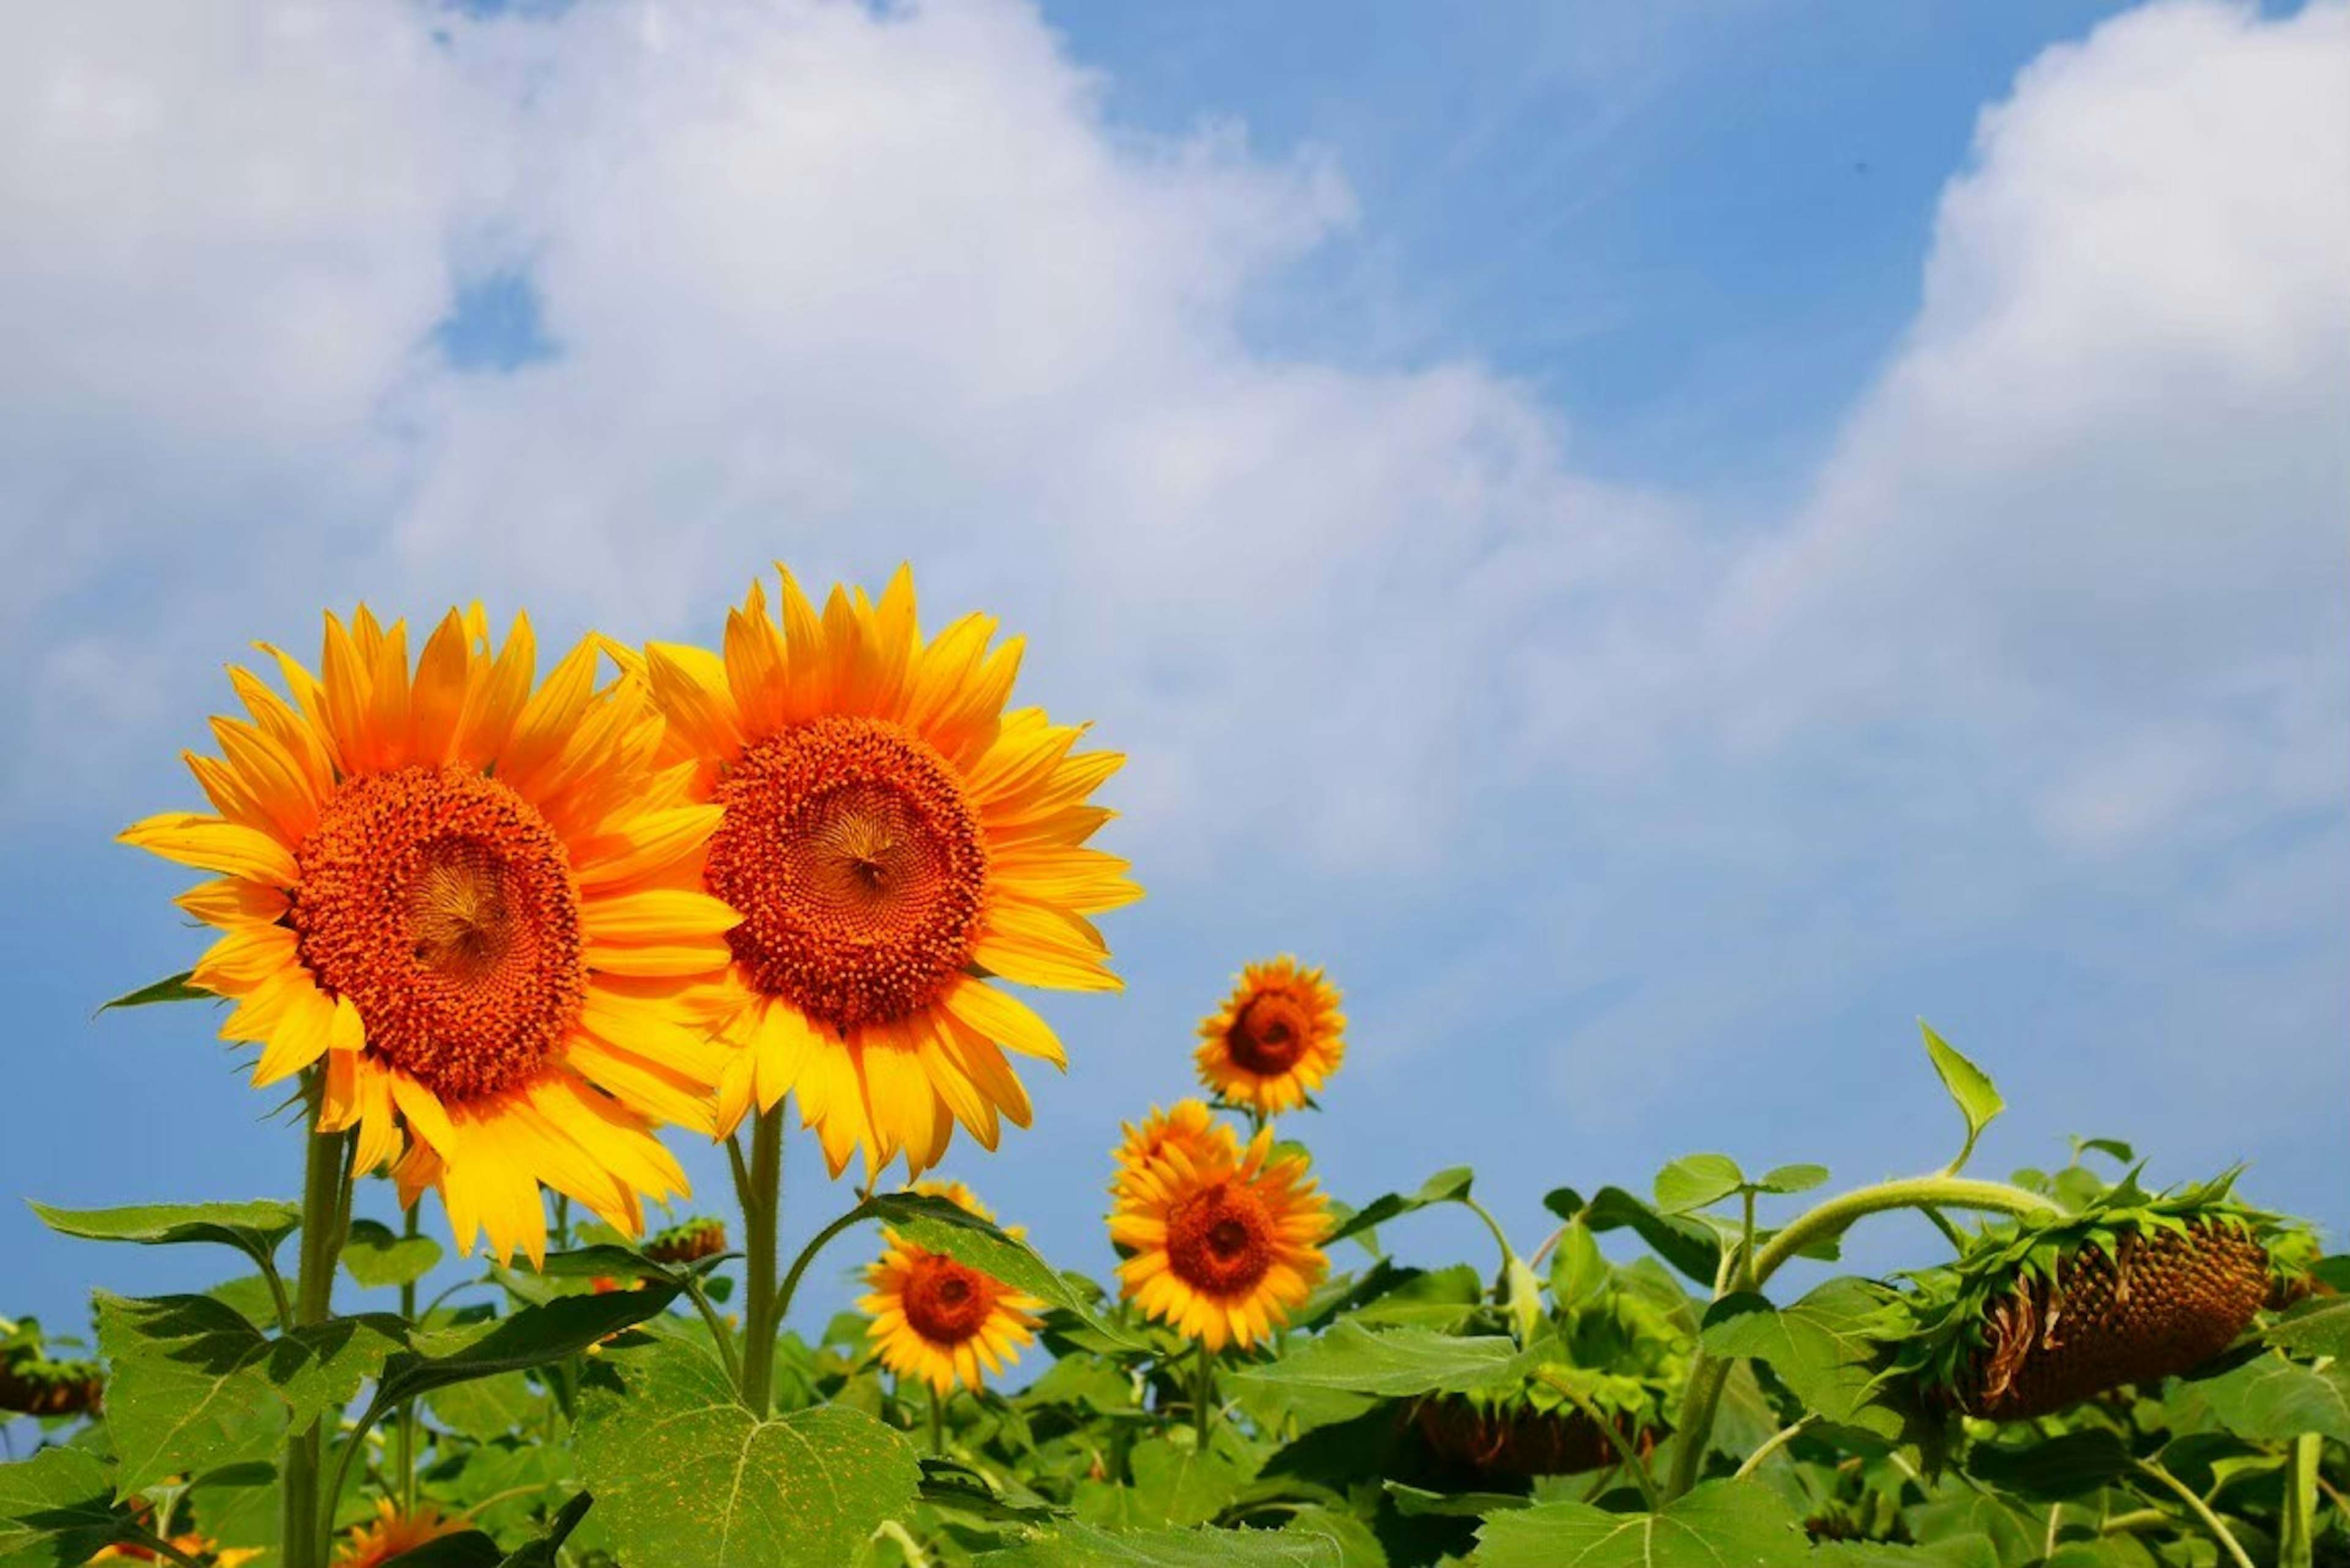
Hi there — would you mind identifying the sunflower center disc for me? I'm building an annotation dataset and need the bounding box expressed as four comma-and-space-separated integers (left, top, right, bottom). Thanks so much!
1166, 1183, 1275, 1296
902, 1253, 997, 1344
291, 764, 585, 1103
706, 715, 990, 1033
1227, 993, 1311, 1074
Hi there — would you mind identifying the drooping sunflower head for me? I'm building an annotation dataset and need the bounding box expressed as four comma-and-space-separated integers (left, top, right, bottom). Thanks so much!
1108, 1099, 1234, 1204
1891, 1176, 2275, 1421
0, 1317, 103, 1419
859, 1181, 1043, 1394
334, 1499, 470, 1568
1195, 957, 1345, 1118
644, 565, 1141, 1182
123, 607, 742, 1264
1110, 1124, 1330, 1351
643, 1215, 731, 1266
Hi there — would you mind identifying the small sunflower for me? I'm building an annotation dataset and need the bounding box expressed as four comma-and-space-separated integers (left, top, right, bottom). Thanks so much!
643, 1215, 730, 1266
93, 1536, 260, 1566
643, 566, 1141, 1181
1108, 1100, 1233, 1203
334, 1501, 470, 1567
1195, 957, 1345, 1117
1110, 1124, 1330, 1351
859, 1182, 1043, 1394
123, 608, 740, 1263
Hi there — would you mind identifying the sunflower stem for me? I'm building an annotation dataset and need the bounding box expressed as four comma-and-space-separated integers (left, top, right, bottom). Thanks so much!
928, 1382, 947, 1457
2281, 1432, 2322, 1568
739, 1106, 786, 1417
1192, 1340, 1215, 1447
283, 1071, 356, 1568
2134, 1458, 2256, 1568
396, 1204, 421, 1517
1662, 1171, 2058, 1502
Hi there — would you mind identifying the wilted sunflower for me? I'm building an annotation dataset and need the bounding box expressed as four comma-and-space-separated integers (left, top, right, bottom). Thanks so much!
123, 608, 739, 1263
859, 1182, 1042, 1394
1111, 1124, 1330, 1351
1108, 1100, 1232, 1203
1195, 957, 1345, 1117
334, 1501, 469, 1567
643, 566, 1140, 1179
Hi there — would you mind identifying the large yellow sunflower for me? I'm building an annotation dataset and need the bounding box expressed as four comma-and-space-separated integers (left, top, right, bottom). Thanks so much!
1195, 957, 1345, 1117
122, 607, 740, 1263
858, 1182, 1042, 1394
642, 566, 1140, 1180
1110, 1122, 1330, 1351
334, 1501, 469, 1568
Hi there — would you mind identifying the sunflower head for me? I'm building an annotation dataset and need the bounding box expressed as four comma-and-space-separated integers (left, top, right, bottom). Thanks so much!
644, 565, 1140, 1183
0, 1320, 103, 1419
1892, 1175, 2274, 1420
1195, 957, 1345, 1118
643, 1215, 731, 1266
1110, 1124, 1330, 1351
122, 606, 742, 1264
334, 1500, 470, 1568
1108, 1100, 1234, 1205
860, 1181, 1043, 1394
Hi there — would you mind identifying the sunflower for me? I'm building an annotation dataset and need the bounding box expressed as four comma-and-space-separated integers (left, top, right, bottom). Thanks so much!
642, 566, 1140, 1180
122, 607, 740, 1263
1195, 957, 1345, 1117
334, 1501, 469, 1567
858, 1181, 1043, 1394
1110, 1124, 1330, 1351
1108, 1100, 1232, 1203
93, 1537, 261, 1566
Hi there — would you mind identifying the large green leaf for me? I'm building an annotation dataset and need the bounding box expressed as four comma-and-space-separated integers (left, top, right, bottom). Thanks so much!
1476, 1480, 1807, 1566
341, 1219, 444, 1290
1322, 1168, 1474, 1249
1698, 1278, 1904, 1437
2264, 1294, 2350, 1359
0, 1449, 136, 1568
573, 1339, 920, 1568
425, 1370, 546, 1441
2173, 1351, 2350, 1443
96, 1293, 406, 1495
1812, 1541, 2001, 1568
375, 1284, 680, 1407
1233, 1323, 1528, 1397
1652, 1154, 1744, 1216
977, 1521, 1343, 1566
1127, 1435, 1250, 1529
30, 1199, 300, 1265
1579, 1187, 1722, 1285
1919, 1022, 2002, 1173
1962, 1431, 2130, 1501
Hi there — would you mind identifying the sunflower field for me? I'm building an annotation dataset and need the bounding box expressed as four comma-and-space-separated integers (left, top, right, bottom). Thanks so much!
2, 569, 2343, 1568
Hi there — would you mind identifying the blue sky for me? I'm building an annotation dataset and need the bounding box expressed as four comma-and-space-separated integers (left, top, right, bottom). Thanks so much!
2, 0, 2343, 1378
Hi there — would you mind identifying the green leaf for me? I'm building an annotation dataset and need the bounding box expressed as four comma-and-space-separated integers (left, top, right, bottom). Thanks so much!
1580, 1187, 1723, 1285
867, 1193, 1149, 1351
977, 1521, 1343, 1566
2264, 1294, 2350, 1359
1753, 1163, 1829, 1196
376, 1284, 681, 1408
96, 971, 210, 1012
1963, 1430, 2130, 1500
1384, 1480, 1528, 1517
1919, 1021, 2002, 1173
341, 1219, 444, 1290
96, 1293, 407, 1496
1127, 1435, 1249, 1529
1322, 1168, 1475, 1248
1812, 1541, 2001, 1568
1652, 1154, 1745, 1215
531, 1244, 682, 1283
494, 1491, 594, 1567
29, 1198, 300, 1264
1234, 1323, 1529, 1397
573, 1338, 920, 1568
1698, 1279, 1905, 1438
424, 1371, 546, 1441
1273, 1507, 1387, 1567
1546, 1222, 1611, 1313
2174, 1351, 2350, 1443
379, 1534, 503, 1567
0, 1449, 137, 1568
1475, 1479, 1808, 1566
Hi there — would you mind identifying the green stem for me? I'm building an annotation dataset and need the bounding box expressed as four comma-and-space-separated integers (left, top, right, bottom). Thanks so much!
683, 1274, 744, 1390
1662, 1173, 2056, 1501
283, 1072, 356, 1568
774, 1204, 873, 1342
928, 1382, 947, 1457
396, 1206, 421, 1516
1192, 1340, 1215, 1448
2281, 1432, 2321, 1568
1737, 1189, 1758, 1293
1458, 1196, 1518, 1278
1731, 1416, 1812, 1482
739, 1107, 786, 1416
2133, 1458, 2255, 1568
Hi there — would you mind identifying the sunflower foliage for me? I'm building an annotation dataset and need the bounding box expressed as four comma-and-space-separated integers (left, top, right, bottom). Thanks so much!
0, 582, 2342, 1568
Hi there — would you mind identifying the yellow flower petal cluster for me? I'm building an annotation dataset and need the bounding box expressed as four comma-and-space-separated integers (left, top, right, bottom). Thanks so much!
859, 1181, 1042, 1394
334, 1501, 471, 1568
645, 566, 1141, 1181
1195, 957, 1345, 1117
1109, 1106, 1330, 1350
123, 608, 739, 1263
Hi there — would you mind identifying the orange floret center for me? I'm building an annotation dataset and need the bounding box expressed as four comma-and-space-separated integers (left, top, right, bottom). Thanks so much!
899, 1252, 999, 1346
1166, 1182, 1277, 1297
1226, 991, 1313, 1074
706, 715, 988, 1033
291, 764, 584, 1103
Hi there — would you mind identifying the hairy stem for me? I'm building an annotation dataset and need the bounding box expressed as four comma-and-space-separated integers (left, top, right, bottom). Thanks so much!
738, 1107, 785, 1416
2281, 1432, 2322, 1568
284, 1073, 356, 1568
